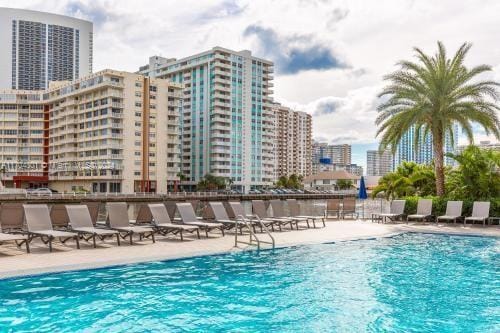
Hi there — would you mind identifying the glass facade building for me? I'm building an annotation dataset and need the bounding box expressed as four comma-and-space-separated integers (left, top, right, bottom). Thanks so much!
394, 124, 458, 168
139, 47, 275, 192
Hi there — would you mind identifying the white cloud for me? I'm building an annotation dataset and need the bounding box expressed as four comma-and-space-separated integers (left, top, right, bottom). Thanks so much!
1, 0, 498, 147
278, 85, 383, 145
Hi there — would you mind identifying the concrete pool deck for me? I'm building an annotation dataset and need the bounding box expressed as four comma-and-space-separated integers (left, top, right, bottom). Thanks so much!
0, 220, 498, 279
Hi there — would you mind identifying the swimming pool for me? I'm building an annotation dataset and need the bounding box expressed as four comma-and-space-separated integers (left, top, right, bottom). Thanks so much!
0, 233, 498, 332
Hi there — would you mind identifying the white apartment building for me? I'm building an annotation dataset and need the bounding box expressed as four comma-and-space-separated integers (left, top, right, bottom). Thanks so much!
456, 140, 500, 154
367, 149, 393, 176
312, 141, 353, 174
139, 47, 275, 192
273, 103, 312, 178
0, 70, 182, 193
0, 7, 93, 90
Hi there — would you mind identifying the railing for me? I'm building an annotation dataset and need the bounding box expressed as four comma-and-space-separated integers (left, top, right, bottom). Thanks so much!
234, 214, 275, 250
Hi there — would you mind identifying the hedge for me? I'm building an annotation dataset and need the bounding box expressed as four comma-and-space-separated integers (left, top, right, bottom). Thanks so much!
400, 196, 500, 217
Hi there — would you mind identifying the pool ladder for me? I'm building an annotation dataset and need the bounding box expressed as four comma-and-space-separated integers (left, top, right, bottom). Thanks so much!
234, 214, 275, 250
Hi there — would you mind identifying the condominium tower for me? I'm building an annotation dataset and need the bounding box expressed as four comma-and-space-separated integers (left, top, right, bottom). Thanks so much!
394, 125, 458, 167
312, 142, 351, 165
366, 150, 393, 176
0, 7, 93, 90
273, 103, 312, 178
139, 47, 275, 192
0, 70, 182, 193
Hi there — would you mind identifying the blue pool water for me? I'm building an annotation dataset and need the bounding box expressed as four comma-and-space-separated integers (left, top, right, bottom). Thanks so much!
0, 233, 498, 332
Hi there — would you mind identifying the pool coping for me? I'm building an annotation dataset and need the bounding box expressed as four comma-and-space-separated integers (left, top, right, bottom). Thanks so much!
1, 225, 497, 281
0, 230, 405, 281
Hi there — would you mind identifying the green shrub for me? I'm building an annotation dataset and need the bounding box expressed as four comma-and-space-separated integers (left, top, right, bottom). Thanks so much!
401, 196, 500, 217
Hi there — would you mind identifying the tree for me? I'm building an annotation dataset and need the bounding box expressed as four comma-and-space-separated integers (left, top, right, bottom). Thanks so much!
275, 174, 304, 189
336, 179, 353, 190
197, 174, 227, 191
446, 145, 500, 199
175, 172, 187, 192
376, 42, 500, 196
276, 175, 289, 188
372, 161, 436, 199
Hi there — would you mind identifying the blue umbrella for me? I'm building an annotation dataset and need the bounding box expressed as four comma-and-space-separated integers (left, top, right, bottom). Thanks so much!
358, 176, 368, 200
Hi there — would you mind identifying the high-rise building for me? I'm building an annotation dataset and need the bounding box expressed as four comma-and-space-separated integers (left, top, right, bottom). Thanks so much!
313, 143, 351, 165
139, 47, 275, 192
394, 125, 458, 167
0, 7, 93, 90
312, 141, 352, 174
0, 70, 182, 193
456, 140, 500, 154
367, 150, 393, 176
273, 103, 312, 178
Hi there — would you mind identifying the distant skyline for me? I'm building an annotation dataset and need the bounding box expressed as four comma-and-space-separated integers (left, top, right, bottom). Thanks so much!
1, 0, 499, 170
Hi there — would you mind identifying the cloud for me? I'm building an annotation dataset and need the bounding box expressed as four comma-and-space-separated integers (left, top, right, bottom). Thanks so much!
312, 98, 345, 116
64, 0, 117, 26
278, 85, 383, 145
195, 0, 247, 22
327, 8, 349, 29
243, 24, 348, 74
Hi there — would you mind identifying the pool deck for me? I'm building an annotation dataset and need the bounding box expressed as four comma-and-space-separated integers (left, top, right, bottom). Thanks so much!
0, 221, 498, 279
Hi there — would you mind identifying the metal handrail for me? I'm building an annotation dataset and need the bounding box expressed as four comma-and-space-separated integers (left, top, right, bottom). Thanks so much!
234, 214, 275, 250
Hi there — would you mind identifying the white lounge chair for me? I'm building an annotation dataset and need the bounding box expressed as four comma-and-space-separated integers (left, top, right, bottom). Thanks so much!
286, 199, 325, 228
24, 204, 80, 252
464, 201, 490, 226
269, 199, 302, 230
407, 199, 433, 223
252, 200, 289, 231
66, 205, 121, 247
0, 205, 29, 253
176, 203, 225, 237
374, 200, 406, 223
436, 201, 463, 224
148, 203, 200, 241
106, 202, 155, 245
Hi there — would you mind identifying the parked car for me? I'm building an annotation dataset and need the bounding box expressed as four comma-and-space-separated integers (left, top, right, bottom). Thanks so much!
27, 187, 54, 196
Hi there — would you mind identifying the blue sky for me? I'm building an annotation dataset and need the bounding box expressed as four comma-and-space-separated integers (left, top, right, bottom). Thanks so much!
2, 0, 499, 170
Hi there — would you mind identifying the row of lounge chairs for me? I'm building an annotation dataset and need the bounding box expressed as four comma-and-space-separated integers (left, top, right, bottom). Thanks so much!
373, 199, 493, 225
0, 199, 324, 253
324, 197, 358, 219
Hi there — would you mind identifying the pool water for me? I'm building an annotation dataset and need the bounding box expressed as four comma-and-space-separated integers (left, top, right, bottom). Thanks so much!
0, 233, 498, 332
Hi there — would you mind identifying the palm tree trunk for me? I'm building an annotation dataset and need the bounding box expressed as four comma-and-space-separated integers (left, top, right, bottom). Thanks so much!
433, 131, 445, 196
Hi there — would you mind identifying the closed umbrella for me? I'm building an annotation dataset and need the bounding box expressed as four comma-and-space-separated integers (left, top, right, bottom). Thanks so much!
358, 176, 368, 218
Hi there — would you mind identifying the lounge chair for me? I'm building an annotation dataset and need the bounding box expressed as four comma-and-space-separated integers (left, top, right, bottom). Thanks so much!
464, 201, 490, 226
148, 203, 200, 241
23, 204, 80, 252
176, 203, 225, 237
269, 199, 303, 229
50, 204, 70, 230
342, 197, 358, 219
286, 199, 325, 227
252, 200, 289, 231
0, 204, 29, 252
0, 203, 25, 232
407, 199, 433, 223
436, 201, 463, 224
325, 198, 341, 219
209, 202, 249, 233
66, 205, 121, 248
374, 200, 406, 223
85, 202, 101, 225
106, 202, 155, 245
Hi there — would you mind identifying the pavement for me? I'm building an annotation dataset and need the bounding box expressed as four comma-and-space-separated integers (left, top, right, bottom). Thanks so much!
0, 220, 498, 279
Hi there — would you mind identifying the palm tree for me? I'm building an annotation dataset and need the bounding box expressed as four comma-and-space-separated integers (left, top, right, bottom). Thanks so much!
376, 42, 500, 196
372, 161, 437, 199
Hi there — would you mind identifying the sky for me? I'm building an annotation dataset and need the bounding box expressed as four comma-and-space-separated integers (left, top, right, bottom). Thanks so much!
2, 0, 499, 170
